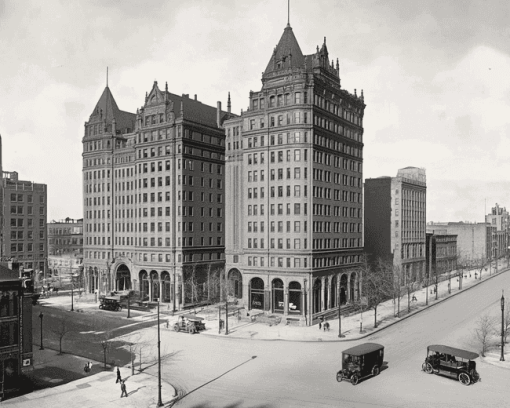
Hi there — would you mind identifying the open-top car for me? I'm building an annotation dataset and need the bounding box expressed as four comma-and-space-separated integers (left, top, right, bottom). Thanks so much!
422, 345, 481, 386
173, 314, 206, 334
336, 343, 384, 385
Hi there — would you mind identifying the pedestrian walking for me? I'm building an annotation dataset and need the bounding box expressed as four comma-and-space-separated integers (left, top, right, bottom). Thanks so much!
116, 366, 122, 383
319, 316, 324, 330
120, 380, 128, 398
324, 321, 330, 331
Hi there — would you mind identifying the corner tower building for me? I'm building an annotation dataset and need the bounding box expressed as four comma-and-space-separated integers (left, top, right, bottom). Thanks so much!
225, 24, 365, 325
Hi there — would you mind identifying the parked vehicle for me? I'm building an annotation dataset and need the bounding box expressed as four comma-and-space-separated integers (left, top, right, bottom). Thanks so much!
422, 345, 481, 385
99, 296, 122, 312
173, 314, 206, 334
336, 343, 384, 385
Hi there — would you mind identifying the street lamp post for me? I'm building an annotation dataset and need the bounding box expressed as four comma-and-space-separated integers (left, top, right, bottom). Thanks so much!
338, 281, 344, 338
157, 302, 163, 406
501, 291, 505, 362
39, 312, 44, 350
71, 279, 74, 311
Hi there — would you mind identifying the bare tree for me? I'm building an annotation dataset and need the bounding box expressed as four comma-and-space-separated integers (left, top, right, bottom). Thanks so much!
50, 315, 73, 355
128, 332, 181, 374
94, 330, 113, 369
493, 307, 510, 345
473, 314, 495, 357
361, 257, 392, 328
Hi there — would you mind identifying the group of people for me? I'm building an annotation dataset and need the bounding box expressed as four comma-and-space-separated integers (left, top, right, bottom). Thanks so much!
318, 316, 330, 331
83, 363, 128, 398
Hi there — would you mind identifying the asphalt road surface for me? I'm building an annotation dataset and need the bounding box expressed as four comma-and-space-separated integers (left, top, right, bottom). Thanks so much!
134, 271, 510, 408
32, 304, 159, 365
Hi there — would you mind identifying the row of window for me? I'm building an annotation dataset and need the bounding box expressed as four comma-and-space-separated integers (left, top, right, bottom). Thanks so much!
10, 243, 45, 252
313, 222, 362, 234
10, 218, 45, 228
247, 203, 309, 217
247, 256, 308, 268
251, 91, 307, 111
85, 250, 224, 263
11, 231, 44, 240
248, 220, 307, 234
9, 193, 43, 203
312, 255, 361, 268
314, 94, 362, 126
248, 237, 308, 250
312, 238, 363, 249
10, 206, 44, 215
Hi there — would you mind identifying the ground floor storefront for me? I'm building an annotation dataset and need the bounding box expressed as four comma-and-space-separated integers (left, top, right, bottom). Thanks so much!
227, 267, 361, 326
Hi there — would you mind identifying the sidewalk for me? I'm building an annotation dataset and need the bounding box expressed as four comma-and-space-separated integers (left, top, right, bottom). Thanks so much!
163, 262, 509, 342
39, 262, 509, 343
4, 348, 177, 408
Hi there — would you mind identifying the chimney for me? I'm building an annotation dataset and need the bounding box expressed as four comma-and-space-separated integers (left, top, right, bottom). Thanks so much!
194, 94, 197, 101
227, 92, 231, 113
217, 101, 222, 128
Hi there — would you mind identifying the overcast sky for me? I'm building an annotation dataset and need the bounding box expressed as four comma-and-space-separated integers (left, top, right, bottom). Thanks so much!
1, 0, 509, 223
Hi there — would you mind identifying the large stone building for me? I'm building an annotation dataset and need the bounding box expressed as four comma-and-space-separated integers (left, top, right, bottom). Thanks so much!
425, 231, 458, 281
82, 82, 234, 308
365, 167, 427, 285
0, 266, 33, 401
224, 23, 365, 325
47, 218, 83, 288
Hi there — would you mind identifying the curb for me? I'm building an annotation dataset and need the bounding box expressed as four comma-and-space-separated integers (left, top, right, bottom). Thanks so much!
199, 267, 509, 343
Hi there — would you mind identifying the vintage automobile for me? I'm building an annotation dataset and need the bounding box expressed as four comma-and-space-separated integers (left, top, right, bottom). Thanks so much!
336, 343, 384, 385
173, 314, 206, 334
99, 296, 123, 312
422, 345, 481, 386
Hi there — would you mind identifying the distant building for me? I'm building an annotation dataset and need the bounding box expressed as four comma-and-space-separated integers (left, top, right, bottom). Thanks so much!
427, 222, 491, 263
365, 167, 427, 284
1, 165, 47, 279
0, 266, 33, 401
47, 218, 83, 288
426, 232, 457, 282
485, 203, 509, 260
224, 23, 365, 325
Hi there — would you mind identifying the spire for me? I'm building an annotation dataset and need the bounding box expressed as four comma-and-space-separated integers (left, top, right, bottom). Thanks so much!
106, 67, 108, 88
227, 92, 231, 113
287, 0, 290, 27
264, 25, 304, 75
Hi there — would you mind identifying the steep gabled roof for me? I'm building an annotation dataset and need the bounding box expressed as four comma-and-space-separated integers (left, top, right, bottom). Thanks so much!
264, 25, 305, 75
89, 86, 135, 132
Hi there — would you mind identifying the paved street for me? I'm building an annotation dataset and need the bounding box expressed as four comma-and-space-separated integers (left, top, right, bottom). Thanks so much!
126, 269, 510, 408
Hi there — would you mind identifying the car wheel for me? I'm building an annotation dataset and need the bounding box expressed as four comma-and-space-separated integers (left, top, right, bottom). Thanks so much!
351, 374, 359, 386
173, 324, 180, 332
336, 371, 343, 382
423, 363, 433, 374
459, 372, 470, 386
372, 366, 380, 376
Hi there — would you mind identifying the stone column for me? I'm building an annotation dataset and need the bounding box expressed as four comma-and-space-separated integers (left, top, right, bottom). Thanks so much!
346, 274, 351, 303
159, 272, 163, 302
284, 288, 289, 316
148, 276, 152, 301
321, 276, 325, 311
181, 275, 185, 309
326, 278, 331, 310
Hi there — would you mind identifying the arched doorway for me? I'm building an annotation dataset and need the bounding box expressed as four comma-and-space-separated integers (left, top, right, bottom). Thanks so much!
313, 278, 321, 314
150, 270, 160, 302
161, 271, 171, 303
139, 270, 148, 301
228, 269, 243, 299
340, 274, 348, 305
272, 278, 284, 313
288, 281, 302, 314
330, 275, 337, 308
350, 272, 356, 301
116, 264, 131, 291
249, 277, 264, 310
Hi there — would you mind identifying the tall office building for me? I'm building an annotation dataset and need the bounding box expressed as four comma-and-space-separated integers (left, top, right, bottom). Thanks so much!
0, 155, 47, 278
365, 167, 427, 284
224, 23, 365, 325
82, 82, 234, 308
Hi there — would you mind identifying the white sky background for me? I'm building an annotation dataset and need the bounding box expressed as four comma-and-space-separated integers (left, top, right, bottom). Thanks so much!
0, 0, 509, 222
